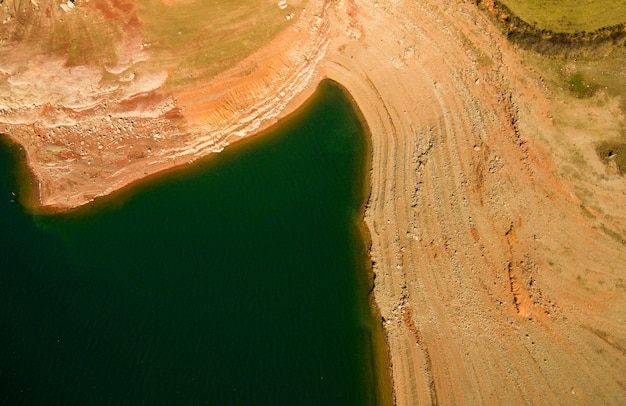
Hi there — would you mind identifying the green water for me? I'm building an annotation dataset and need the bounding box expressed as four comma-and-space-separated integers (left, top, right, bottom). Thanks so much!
0, 81, 387, 405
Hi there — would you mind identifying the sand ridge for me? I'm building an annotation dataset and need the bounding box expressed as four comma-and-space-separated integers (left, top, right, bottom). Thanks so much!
1, 0, 626, 403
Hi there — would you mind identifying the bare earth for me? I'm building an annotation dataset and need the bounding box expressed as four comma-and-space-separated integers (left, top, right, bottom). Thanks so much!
2, 0, 626, 404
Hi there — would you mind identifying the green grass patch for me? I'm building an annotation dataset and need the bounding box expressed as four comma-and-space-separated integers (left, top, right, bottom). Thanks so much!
520, 46, 626, 113
568, 74, 596, 98
498, 0, 626, 33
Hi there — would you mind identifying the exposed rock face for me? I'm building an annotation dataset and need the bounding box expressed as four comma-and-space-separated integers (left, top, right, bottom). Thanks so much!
2, 0, 626, 404
1, 0, 329, 207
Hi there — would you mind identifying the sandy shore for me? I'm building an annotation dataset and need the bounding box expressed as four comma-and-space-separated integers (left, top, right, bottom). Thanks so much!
2, 0, 626, 403
322, 1, 626, 403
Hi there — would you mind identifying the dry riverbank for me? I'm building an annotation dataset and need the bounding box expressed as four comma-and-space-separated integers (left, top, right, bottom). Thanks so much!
1, 0, 625, 403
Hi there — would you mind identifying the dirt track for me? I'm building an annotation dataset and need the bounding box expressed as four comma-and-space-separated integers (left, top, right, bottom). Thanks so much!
2, 0, 626, 404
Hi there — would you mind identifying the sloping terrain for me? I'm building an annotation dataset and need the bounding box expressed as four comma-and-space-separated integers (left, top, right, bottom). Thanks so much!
321, 1, 626, 403
1, 0, 625, 404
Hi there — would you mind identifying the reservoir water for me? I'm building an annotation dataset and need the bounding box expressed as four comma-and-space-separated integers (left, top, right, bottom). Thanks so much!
0, 81, 390, 405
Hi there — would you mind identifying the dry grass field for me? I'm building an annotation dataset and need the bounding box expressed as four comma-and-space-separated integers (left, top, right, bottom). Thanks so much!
138, 0, 297, 89
507, 1, 626, 190
0, 0, 297, 87
496, 0, 626, 254
499, 0, 626, 33
0, 0, 123, 65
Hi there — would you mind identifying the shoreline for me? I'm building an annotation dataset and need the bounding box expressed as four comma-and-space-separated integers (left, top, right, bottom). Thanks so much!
0, 84, 386, 403
8, 77, 396, 404
1, 0, 332, 212
5, 74, 398, 405
337, 78, 396, 406
3, 0, 626, 404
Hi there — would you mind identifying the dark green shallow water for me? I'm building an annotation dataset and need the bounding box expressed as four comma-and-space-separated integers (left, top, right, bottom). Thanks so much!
0, 81, 388, 405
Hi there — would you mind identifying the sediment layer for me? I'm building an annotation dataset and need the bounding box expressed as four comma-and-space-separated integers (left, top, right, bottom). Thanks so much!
322, 1, 626, 404
1, 0, 626, 404
1, 0, 330, 208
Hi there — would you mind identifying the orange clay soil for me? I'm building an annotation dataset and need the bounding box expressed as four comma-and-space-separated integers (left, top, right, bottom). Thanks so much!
2, 0, 626, 404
